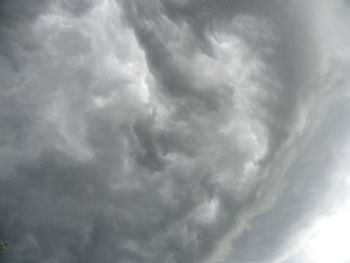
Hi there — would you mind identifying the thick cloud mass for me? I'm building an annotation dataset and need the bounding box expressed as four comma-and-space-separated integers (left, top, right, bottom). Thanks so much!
1, 0, 350, 263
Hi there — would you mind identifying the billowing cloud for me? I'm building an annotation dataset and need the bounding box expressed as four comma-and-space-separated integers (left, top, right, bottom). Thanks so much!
1, 0, 350, 263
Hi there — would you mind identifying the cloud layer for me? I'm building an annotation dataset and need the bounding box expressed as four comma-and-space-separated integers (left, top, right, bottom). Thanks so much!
1, 0, 350, 262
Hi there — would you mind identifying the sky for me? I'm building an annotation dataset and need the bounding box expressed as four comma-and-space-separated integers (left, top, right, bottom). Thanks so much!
0, 0, 350, 262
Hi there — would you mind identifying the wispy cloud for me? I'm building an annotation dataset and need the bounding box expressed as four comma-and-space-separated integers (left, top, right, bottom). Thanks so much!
0, 0, 349, 262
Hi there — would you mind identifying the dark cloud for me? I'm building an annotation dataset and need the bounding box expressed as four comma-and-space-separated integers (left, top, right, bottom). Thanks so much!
1, 0, 349, 263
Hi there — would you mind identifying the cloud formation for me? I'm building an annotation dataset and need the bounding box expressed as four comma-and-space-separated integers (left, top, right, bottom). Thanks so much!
1, 0, 350, 263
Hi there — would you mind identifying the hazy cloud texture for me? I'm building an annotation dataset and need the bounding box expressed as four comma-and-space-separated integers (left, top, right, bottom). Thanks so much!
1, 1, 350, 263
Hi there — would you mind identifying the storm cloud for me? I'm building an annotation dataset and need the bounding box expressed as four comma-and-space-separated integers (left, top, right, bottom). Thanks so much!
1, 0, 350, 263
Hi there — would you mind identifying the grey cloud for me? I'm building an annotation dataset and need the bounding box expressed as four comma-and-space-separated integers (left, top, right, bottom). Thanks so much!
0, 0, 50, 23
122, 0, 323, 168
60, 0, 95, 17
229, 97, 350, 263
1, 0, 349, 263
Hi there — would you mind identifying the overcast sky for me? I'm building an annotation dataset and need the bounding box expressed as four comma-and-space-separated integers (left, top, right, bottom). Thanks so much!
1, 0, 350, 262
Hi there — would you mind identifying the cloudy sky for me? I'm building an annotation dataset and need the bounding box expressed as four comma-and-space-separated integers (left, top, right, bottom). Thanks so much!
1, 0, 350, 262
